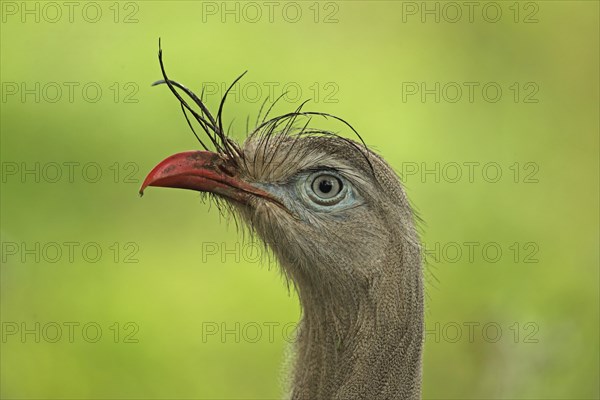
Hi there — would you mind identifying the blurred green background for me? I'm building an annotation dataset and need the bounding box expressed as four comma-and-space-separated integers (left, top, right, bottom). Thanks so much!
1, 1, 598, 399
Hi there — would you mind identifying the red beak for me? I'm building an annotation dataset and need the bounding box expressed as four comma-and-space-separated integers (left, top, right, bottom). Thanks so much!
139, 151, 277, 205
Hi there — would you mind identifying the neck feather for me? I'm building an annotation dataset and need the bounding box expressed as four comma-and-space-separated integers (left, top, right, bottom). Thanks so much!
287, 241, 424, 400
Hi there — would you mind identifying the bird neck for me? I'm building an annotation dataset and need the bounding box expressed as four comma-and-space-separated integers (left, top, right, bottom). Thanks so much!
288, 248, 424, 400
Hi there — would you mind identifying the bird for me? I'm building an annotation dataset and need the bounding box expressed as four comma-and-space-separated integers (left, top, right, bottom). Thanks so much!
140, 43, 425, 400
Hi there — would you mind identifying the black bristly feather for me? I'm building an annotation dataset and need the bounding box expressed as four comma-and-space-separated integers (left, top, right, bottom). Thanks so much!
153, 39, 377, 184
216, 70, 247, 148
153, 40, 223, 153
179, 103, 209, 151
153, 38, 242, 167
262, 99, 312, 179
255, 95, 271, 129
267, 116, 313, 179
251, 111, 378, 184
260, 91, 290, 126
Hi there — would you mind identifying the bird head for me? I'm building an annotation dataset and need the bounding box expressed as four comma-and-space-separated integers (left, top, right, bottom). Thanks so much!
141, 129, 420, 306
141, 44, 421, 313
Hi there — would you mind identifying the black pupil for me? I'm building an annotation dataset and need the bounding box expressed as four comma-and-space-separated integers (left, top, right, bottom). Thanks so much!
319, 179, 334, 193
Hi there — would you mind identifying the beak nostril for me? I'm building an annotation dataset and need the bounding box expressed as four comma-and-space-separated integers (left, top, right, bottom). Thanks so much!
218, 163, 235, 177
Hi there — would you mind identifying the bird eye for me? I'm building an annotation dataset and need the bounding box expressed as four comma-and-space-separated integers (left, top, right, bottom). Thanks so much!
312, 175, 341, 198
307, 173, 346, 205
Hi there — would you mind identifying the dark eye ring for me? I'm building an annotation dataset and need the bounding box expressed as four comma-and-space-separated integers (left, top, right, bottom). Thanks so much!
307, 173, 346, 205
